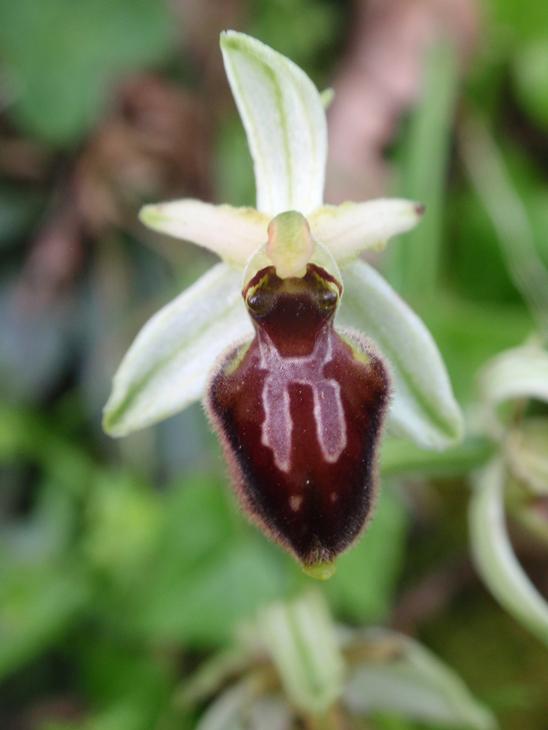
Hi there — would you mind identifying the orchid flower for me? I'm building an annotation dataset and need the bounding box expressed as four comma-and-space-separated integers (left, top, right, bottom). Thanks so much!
103, 31, 462, 575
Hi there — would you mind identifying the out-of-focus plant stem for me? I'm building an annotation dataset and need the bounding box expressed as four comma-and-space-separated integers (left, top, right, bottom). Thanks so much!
460, 113, 548, 338
386, 40, 459, 309
381, 435, 494, 478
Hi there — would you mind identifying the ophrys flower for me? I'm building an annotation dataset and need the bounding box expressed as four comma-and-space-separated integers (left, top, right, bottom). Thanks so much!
103, 31, 462, 575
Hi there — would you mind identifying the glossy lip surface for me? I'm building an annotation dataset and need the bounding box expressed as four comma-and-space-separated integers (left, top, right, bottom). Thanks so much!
207, 264, 390, 568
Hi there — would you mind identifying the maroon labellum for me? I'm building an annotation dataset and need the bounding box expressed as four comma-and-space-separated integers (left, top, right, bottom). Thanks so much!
206, 263, 390, 575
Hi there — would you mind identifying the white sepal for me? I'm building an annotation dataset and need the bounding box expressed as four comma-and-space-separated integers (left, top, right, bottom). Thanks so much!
259, 592, 344, 716
337, 260, 463, 450
221, 31, 327, 216
479, 342, 548, 409
470, 459, 548, 646
140, 199, 268, 267
344, 629, 495, 730
310, 199, 424, 264
506, 419, 548, 495
195, 680, 284, 730
103, 263, 253, 436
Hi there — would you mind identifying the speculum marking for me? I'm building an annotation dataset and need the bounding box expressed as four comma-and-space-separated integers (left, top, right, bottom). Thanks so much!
258, 329, 347, 472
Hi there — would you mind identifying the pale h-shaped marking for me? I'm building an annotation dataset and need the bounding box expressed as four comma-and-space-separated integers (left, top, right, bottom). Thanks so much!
258, 329, 347, 473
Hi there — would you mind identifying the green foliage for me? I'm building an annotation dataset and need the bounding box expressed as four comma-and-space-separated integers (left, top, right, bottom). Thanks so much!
0, 556, 89, 680
121, 478, 290, 646
248, 0, 339, 73
513, 41, 548, 129
0, 0, 173, 145
215, 116, 256, 208
486, 0, 548, 42
387, 42, 458, 304
327, 487, 408, 623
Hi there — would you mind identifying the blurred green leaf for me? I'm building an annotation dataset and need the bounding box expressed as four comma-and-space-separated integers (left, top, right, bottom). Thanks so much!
0, 557, 89, 679
460, 116, 548, 333
0, 0, 173, 144
381, 437, 494, 479
513, 41, 548, 129
248, 0, 338, 72
344, 629, 496, 730
486, 0, 548, 42
82, 641, 170, 706
215, 116, 256, 208
0, 404, 95, 496
74, 638, 180, 730
259, 591, 344, 716
447, 188, 523, 305
326, 487, 407, 623
426, 297, 533, 402
84, 471, 162, 580
123, 477, 289, 646
69, 701, 152, 730
387, 41, 458, 303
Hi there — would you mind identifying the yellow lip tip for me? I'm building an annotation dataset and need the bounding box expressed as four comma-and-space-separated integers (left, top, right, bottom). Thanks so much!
302, 561, 336, 581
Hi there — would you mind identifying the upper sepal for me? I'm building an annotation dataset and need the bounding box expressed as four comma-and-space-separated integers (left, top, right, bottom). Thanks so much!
220, 30, 327, 216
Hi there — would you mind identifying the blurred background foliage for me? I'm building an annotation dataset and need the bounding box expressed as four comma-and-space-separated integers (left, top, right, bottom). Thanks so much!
0, 0, 547, 728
